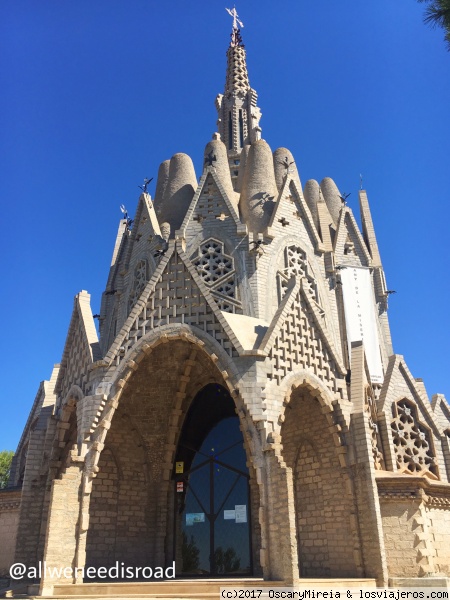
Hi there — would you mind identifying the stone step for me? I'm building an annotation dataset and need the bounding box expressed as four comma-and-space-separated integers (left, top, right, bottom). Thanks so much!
22, 578, 377, 600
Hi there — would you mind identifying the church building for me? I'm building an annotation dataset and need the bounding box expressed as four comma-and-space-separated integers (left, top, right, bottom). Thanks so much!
2, 13, 450, 597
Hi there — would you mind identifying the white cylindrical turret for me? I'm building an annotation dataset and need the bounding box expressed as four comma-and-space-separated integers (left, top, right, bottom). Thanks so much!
239, 139, 278, 233
157, 153, 197, 233
320, 177, 342, 225
204, 138, 239, 213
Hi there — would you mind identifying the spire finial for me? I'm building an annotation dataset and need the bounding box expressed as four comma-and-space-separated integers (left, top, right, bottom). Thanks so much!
226, 6, 244, 47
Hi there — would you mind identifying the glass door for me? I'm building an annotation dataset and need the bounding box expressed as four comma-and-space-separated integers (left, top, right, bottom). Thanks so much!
174, 415, 252, 576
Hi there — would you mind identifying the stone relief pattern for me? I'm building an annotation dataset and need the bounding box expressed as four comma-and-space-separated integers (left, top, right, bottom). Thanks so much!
195, 183, 234, 228
267, 291, 345, 399
365, 385, 385, 470
128, 259, 148, 311
59, 319, 91, 399
226, 46, 249, 94
391, 399, 438, 479
193, 238, 241, 314
120, 252, 239, 361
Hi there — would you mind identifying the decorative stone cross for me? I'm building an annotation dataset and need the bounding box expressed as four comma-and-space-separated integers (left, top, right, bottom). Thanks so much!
279, 217, 290, 227
216, 213, 229, 221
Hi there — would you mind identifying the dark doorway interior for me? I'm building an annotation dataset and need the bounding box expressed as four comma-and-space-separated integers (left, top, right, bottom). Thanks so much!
173, 384, 252, 577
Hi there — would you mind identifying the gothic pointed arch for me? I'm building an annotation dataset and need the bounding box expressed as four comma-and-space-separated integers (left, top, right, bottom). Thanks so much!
280, 384, 360, 578
83, 332, 261, 577
276, 243, 320, 306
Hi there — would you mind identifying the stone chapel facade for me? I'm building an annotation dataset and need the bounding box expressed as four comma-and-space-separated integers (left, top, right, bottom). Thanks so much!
2, 22, 450, 594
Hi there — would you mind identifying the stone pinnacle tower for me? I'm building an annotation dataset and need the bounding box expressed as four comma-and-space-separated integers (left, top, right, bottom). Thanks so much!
216, 8, 262, 189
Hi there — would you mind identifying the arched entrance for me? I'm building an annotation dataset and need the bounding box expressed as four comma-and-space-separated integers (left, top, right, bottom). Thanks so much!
281, 386, 358, 578
173, 384, 252, 576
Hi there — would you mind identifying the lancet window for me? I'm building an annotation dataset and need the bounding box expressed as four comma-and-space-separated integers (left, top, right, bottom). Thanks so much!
128, 259, 149, 311
277, 245, 319, 304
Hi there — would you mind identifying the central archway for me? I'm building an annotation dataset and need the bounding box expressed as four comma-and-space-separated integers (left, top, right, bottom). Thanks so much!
173, 384, 252, 577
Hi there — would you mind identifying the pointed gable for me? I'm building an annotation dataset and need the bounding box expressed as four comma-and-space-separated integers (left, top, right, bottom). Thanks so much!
55, 291, 101, 400
106, 242, 244, 365
9, 365, 60, 486
123, 193, 162, 270
105, 220, 128, 288
180, 168, 246, 238
266, 176, 324, 253
99, 218, 129, 348
333, 207, 372, 266
260, 276, 346, 398
101, 193, 170, 351
378, 354, 444, 479
431, 393, 450, 432
378, 355, 441, 437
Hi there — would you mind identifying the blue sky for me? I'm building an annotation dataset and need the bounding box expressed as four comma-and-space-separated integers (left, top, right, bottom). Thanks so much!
1, 1, 449, 451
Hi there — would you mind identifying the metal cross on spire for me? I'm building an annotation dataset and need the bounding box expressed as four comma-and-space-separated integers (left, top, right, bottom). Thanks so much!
226, 6, 244, 31
226, 6, 244, 47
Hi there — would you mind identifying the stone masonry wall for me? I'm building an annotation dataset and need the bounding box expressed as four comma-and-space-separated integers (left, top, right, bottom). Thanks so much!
14, 426, 50, 570
86, 418, 150, 569
40, 462, 83, 591
86, 447, 120, 569
429, 507, 450, 575
379, 499, 422, 577
281, 388, 357, 577
0, 489, 21, 577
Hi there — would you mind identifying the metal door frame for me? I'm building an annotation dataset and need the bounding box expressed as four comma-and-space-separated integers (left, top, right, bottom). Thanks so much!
173, 440, 253, 577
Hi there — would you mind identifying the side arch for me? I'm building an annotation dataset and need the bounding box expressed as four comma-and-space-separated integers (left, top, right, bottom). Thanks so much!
280, 380, 360, 578
277, 369, 350, 439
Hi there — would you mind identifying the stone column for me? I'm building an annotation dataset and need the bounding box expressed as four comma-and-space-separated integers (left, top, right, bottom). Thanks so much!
262, 439, 299, 584
349, 341, 388, 585
14, 410, 54, 572
39, 457, 84, 595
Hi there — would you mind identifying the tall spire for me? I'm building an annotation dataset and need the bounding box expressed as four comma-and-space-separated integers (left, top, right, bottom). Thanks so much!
225, 29, 249, 94
215, 7, 262, 189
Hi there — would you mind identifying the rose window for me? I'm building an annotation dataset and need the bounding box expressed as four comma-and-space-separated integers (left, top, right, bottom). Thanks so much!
195, 240, 233, 284
192, 238, 240, 313
391, 400, 438, 479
